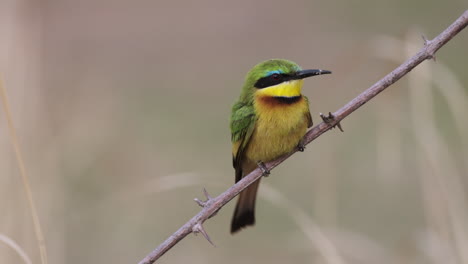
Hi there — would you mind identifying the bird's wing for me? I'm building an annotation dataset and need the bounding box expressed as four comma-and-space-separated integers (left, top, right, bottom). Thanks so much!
230, 102, 256, 183
304, 96, 313, 128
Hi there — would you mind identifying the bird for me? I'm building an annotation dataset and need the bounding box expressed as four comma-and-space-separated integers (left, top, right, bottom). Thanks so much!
230, 59, 331, 233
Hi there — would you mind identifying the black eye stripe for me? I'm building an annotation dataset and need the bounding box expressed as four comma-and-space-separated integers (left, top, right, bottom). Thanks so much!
254, 74, 293, 89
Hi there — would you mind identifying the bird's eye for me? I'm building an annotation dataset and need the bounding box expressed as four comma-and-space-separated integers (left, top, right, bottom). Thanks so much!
271, 73, 280, 80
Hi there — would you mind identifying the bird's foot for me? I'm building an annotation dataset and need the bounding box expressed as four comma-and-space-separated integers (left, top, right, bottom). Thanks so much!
297, 140, 306, 152
320, 112, 344, 132
257, 161, 270, 177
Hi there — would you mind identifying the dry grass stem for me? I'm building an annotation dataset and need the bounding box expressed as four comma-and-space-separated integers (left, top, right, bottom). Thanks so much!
261, 184, 345, 264
0, 234, 33, 264
0, 78, 48, 264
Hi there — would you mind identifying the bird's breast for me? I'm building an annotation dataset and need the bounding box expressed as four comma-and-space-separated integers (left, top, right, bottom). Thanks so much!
246, 95, 309, 162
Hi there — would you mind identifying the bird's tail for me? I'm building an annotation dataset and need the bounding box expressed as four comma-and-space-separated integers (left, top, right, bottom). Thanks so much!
231, 179, 261, 233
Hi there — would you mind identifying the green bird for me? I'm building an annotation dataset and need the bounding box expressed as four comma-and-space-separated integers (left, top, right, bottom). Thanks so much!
230, 59, 331, 233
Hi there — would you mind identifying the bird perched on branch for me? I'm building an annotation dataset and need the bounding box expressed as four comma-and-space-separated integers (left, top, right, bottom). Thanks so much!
230, 59, 331, 233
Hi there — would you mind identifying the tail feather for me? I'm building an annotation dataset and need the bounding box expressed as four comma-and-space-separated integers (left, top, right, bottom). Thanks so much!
231, 179, 260, 233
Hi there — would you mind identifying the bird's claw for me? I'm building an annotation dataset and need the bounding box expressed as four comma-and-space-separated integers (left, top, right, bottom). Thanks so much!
257, 161, 270, 177
297, 140, 306, 152
320, 112, 344, 132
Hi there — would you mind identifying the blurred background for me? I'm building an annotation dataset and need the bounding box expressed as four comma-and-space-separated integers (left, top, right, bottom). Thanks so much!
1, 1, 467, 263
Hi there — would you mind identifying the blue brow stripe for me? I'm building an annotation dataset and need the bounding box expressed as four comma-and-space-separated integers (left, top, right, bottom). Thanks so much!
266, 70, 283, 76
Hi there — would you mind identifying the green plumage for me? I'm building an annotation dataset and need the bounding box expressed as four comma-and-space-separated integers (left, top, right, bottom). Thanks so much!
235, 59, 302, 104
230, 59, 302, 145
229, 59, 330, 233
230, 59, 302, 184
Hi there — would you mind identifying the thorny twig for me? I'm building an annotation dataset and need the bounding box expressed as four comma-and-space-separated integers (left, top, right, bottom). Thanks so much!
138, 10, 468, 264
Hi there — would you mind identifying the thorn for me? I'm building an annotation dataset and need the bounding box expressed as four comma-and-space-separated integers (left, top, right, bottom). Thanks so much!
336, 122, 344, 132
422, 35, 436, 61
194, 198, 205, 207
257, 161, 270, 177
193, 223, 215, 247
194, 188, 219, 218
202, 188, 212, 200
422, 35, 429, 45
320, 112, 344, 132
194, 188, 213, 208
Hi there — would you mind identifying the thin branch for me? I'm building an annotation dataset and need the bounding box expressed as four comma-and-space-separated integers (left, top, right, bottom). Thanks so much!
138, 10, 468, 264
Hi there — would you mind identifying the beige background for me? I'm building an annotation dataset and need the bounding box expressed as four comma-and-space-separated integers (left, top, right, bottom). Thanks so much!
1, 1, 467, 263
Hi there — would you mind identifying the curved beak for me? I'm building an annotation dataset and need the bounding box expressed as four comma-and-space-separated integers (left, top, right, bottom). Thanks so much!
294, 69, 332, 80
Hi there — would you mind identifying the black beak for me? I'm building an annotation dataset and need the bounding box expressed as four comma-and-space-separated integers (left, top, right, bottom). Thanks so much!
294, 69, 332, 80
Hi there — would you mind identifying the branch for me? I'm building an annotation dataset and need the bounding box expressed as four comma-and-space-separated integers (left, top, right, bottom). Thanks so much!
138, 10, 468, 264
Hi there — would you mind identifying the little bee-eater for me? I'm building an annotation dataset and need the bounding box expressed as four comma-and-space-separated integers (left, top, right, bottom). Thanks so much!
230, 59, 331, 233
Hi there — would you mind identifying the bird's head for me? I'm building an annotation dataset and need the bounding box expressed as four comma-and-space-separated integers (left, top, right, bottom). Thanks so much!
239, 59, 331, 102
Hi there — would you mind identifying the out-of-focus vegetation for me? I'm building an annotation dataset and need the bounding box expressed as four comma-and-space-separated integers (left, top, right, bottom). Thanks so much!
1, 1, 467, 263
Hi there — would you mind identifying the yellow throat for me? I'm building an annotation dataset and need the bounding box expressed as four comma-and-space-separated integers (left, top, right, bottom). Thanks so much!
255, 79, 304, 98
